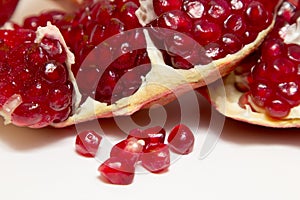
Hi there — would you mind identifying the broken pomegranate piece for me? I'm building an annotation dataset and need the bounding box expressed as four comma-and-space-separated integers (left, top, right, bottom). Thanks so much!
0, 24, 76, 128
75, 130, 102, 157
141, 143, 170, 173
98, 157, 135, 185
200, 1, 300, 127
167, 124, 194, 155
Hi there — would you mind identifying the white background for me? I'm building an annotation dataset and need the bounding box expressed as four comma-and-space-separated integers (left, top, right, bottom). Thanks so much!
1, 0, 300, 199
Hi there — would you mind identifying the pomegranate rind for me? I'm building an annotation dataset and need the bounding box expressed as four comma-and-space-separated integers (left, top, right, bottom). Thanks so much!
204, 18, 300, 128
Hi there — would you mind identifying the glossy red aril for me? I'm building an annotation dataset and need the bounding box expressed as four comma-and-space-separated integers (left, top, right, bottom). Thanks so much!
127, 126, 166, 148
0, 0, 19, 26
98, 157, 135, 185
0, 27, 73, 128
110, 137, 144, 164
149, 0, 278, 69
75, 130, 102, 157
141, 143, 170, 173
153, 0, 183, 17
167, 124, 194, 155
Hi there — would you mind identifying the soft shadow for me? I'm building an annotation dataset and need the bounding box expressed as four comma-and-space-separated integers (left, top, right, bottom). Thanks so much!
220, 117, 300, 147
0, 120, 76, 151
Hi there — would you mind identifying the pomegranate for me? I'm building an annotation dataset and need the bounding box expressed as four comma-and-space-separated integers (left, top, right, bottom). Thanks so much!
199, 1, 300, 128
0, 0, 281, 128
75, 130, 102, 157
0, 0, 19, 26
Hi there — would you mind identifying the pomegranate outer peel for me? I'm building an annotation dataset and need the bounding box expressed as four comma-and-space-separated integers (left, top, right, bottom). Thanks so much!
204, 18, 300, 128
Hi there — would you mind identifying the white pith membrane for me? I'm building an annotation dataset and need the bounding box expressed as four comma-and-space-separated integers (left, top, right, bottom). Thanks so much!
207, 17, 300, 128
0, 0, 281, 128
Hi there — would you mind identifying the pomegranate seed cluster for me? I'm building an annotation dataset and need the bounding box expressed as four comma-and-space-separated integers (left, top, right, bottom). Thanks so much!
0, 29, 73, 128
235, 2, 300, 119
22, 0, 151, 105
149, 0, 276, 69
75, 124, 195, 185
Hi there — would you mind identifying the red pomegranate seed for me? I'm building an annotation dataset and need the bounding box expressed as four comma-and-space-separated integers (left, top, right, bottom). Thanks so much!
167, 124, 194, 155
183, 0, 207, 19
278, 81, 300, 106
265, 97, 291, 119
153, 0, 183, 17
287, 44, 300, 62
118, 2, 140, 29
224, 14, 246, 35
207, 0, 231, 21
110, 137, 144, 165
261, 38, 285, 62
250, 82, 273, 107
193, 19, 222, 46
245, 1, 270, 29
141, 143, 170, 173
39, 61, 67, 84
75, 130, 102, 157
0, 0, 19, 26
220, 33, 243, 54
98, 157, 135, 185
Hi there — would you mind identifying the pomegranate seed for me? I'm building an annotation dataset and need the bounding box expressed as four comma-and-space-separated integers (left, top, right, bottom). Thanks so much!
167, 124, 194, 155
287, 44, 300, 62
220, 33, 243, 54
141, 143, 170, 173
127, 126, 166, 149
118, 2, 140, 29
39, 61, 67, 84
251, 81, 275, 107
0, 0, 19, 26
224, 14, 246, 35
110, 137, 144, 165
207, 0, 231, 21
183, 0, 207, 19
153, 0, 183, 17
75, 130, 102, 157
261, 38, 285, 62
98, 157, 135, 185
265, 97, 291, 119
278, 81, 300, 106
193, 19, 222, 46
